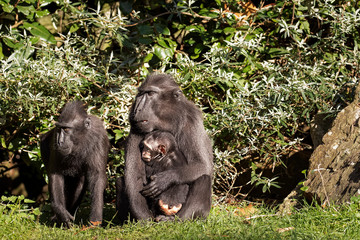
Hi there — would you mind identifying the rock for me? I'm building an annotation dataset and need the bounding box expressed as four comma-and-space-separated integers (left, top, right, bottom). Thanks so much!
303, 83, 360, 204
310, 112, 335, 150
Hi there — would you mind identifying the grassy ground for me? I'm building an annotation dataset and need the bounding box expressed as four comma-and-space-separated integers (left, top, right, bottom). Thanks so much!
1, 200, 360, 240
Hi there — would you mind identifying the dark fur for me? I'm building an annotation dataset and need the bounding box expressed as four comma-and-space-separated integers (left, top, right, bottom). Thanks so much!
141, 131, 189, 220
41, 101, 109, 227
116, 74, 213, 222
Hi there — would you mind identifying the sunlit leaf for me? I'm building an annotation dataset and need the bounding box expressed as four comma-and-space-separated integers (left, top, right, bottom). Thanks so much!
143, 53, 153, 63
0, 0, 14, 12
17, 5, 36, 16
69, 24, 80, 33
0, 42, 3, 60
23, 22, 56, 44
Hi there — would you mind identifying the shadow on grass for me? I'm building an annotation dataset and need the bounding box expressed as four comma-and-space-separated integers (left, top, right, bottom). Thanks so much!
38, 201, 121, 228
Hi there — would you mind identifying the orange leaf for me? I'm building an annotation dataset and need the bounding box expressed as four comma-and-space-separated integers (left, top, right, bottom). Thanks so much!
233, 204, 258, 217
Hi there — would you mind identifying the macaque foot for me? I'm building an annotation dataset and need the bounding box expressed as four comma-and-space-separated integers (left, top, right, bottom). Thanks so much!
159, 199, 182, 215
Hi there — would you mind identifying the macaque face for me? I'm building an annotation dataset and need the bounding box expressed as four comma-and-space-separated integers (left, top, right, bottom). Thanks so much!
141, 141, 167, 163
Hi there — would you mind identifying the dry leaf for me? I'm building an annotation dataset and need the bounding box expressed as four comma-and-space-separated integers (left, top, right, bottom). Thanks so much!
276, 227, 295, 233
233, 204, 258, 217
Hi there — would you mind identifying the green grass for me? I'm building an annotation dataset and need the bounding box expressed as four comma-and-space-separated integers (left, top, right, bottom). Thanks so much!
1, 200, 360, 240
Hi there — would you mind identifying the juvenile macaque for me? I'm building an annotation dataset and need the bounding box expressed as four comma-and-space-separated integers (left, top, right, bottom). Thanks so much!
141, 131, 189, 221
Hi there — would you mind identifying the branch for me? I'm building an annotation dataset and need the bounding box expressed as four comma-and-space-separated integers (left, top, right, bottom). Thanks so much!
63, 55, 123, 105
11, 20, 23, 29
124, 11, 173, 27
76, 71, 123, 105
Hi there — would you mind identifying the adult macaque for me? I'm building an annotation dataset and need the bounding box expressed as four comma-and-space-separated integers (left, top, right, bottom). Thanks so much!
116, 74, 213, 222
41, 101, 109, 227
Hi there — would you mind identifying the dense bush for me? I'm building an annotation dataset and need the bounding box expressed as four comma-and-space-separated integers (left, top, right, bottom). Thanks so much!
0, 0, 359, 201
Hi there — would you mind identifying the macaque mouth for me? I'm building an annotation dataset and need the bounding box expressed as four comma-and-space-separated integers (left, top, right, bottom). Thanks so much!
137, 120, 148, 124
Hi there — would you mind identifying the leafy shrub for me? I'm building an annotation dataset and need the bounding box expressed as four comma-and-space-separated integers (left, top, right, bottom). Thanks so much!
0, 195, 41, 223
1, 0, 359, 201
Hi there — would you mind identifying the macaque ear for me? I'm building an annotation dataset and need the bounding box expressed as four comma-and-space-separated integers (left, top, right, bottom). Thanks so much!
84, 117, 91, 129
172, 89, 183, 99
159, 145, 166, 155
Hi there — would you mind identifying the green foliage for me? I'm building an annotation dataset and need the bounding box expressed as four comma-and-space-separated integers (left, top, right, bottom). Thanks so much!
0, 195, 40, 223
0, 0, 55, 59
0, 0, 360, 200
251, 163, 281, 193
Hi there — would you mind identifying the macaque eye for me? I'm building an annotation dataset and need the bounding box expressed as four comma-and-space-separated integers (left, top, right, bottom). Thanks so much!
147, 91, 156, 97
63, 128, 70, 133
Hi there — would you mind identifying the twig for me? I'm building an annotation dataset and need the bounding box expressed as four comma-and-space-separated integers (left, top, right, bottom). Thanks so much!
0, 164, 19, 175
245, 213, 278, 220
63, 55, 123, 104
314, 164, 330, 207
76, 71, 123, 105
67, 10, 214, 28
291, 2, 295, 25
180, 11, 213, 21
124, 11, 172, 27
13, 0, 20, 8
11, 20, 23, 29
124, 11, 214, 27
